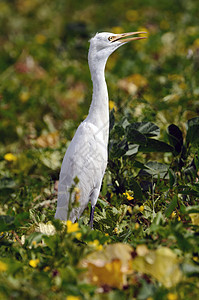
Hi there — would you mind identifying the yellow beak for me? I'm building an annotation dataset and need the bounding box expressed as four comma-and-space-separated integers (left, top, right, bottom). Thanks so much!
111, 31, 147, 43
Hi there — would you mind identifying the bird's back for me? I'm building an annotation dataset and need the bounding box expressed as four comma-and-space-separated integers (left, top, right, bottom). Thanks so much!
55, 120, 108, 221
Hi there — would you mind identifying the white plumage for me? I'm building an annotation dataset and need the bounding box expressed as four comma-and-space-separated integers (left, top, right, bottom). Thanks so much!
55, 31, 146, 227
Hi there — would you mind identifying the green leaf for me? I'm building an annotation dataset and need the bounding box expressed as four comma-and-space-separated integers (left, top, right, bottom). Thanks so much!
125, 144, 139, 156
168, 169, 176, 188
167, 124, 183, 156
126, 128, 146, 144
129, 178, 143, 201
0, 177, 16, 190
165, 195, 178, 217
139, 138, 173, 153
186, 117, 199, 147
126, 122, 160, 137
0, 215, 15, 231
139, 161, 169, 179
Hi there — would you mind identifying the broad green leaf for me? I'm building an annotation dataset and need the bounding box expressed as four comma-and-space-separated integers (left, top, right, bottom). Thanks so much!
167, 124, 183, 155
126, 128, 146, 145
125, 144, 139, 156
186, 117, 199, 147
139, 138, 173, 153
139, 161, 169, 179
126, 122, 160, 137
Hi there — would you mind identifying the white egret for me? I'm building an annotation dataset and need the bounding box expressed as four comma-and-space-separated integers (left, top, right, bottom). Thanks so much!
55, 31, 146, 227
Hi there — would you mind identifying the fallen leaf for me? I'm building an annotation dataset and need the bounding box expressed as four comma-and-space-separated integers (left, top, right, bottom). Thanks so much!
189, 213, 199, 225
36, 131, 59, 148
80, 243, 133, 289
132, 246, 182, 288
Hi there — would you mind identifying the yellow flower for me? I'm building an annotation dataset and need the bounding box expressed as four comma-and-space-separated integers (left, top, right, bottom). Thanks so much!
32, 241, 37, 246
135, 223, 140, 230
19, 91, 30, 102
167, 293, 178, 300
29, 258, 40, 268
111, 26, 124, 34
177, 216, 181, 221
4, 153, 17, 162
127, 206, 133, 214
171, 211, 176, 218
66, 220, 79, 233
123, 192, 134, 201
109, 100, 117, 111
0, 261, 7, 272
66, 296, 81, 300
44, 266, 50, 272
75, 232, 82, 240
139, 205, 144, 212
88, 240, 103, 251
35, 34, 46, 44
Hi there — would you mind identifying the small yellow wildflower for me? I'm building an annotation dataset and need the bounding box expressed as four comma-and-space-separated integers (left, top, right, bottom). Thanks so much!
147, 297, 153, 300
51, 285, 58, 292
109, 100, 117, 111
135, 223, 140, 230
105, 233, 109, 237
4, 153, 17, 162
111, 26, 124, 34
88, 240, 103, 251
178, 216, 181, 221
123, 192, 134, 201
29, 258, 40, 268
44, 266, 50, 272
127, 206, 133, 214
171, 211, 176, 218
32, 241, 37, 246
139, 205, 144, 212
35, 34, 46, 44
66, 296, 81, 300
167, 293, 178, 300
0, 261, 7, 272
66, 220, 79, 233
75, 232, 82, 240
19, 91, 30, 102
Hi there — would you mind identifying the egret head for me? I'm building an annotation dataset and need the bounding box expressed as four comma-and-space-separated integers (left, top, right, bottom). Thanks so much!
88, 31, 147, 65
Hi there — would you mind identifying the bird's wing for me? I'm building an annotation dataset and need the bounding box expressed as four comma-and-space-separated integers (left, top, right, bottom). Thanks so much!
55, 121, 107, 221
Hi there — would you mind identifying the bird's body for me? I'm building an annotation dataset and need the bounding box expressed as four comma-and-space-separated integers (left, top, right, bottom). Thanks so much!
55, 31, 146, 226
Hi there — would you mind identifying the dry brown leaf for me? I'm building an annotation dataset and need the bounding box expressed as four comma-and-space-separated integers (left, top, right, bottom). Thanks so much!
118, 74, 148, 95
80, 243, 133, 289
36, 131, 59, 148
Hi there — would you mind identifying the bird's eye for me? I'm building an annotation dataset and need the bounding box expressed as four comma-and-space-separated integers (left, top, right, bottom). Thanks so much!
108, 36, 114, 42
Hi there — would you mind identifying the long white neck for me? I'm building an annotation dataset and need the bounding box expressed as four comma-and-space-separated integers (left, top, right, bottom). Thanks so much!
87, 53, 109, 142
